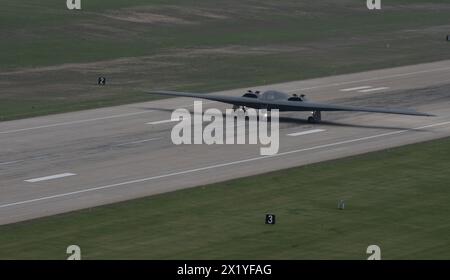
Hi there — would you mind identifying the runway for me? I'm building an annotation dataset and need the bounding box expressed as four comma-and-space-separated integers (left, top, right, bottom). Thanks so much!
1, 60, 450, 225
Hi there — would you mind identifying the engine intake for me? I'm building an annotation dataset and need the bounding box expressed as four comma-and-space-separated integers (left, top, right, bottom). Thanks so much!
242, 90, 259, 98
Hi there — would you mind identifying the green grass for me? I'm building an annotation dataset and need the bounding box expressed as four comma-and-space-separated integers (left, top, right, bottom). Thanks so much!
1, 0, 450, 120
1, 137, 450, 259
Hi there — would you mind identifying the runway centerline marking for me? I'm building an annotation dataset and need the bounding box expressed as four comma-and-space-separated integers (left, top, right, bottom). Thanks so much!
340, 86, 372, 92
2, 120, 450, 209
24, 173, 76, 183
2, 65, 450, 135
287, 129, 326, 136
146, 111, 229, 125
358, 87, 390, 93
146, 119, 179, 125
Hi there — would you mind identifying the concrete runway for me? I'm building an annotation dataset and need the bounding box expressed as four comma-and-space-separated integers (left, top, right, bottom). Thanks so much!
1, 60, 450, 225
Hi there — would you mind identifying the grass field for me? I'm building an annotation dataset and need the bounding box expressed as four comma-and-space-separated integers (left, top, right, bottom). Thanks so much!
1, 136, 450, 260
1, 0, 450, 120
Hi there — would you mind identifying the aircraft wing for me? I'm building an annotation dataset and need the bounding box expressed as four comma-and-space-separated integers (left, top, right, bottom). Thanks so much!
148, 90, 434, 117
272, 100, 434, 116
148, 90, 263, 108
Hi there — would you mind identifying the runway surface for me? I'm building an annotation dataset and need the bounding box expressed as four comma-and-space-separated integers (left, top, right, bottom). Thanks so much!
1, 60, 450, 225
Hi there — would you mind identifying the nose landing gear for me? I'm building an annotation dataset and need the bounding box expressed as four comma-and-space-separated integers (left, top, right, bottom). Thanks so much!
307, 111, 322, 123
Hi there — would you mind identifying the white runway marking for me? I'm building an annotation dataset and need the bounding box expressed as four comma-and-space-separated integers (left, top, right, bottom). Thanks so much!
0, 156, 51, 167
0, 111, 152, 134
115, 137, 162, 146
287, 129, 325, 136
340, 86, 372, 92
2, 120, 450, 209
24, 173, 76, 183
0, 101, 215, 135
0, 160, 24, 166
358, 87, 390, 93
146, 103, 219, 125
146, 119, 179, 125
286, 65, 450, 93
0, 160, 23, 165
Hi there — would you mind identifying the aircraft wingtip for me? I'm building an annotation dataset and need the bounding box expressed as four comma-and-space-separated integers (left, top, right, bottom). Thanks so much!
418, 112, 436, 117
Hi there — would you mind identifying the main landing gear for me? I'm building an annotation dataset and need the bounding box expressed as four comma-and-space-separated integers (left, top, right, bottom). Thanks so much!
307, 111, 322, 123
232, 105, 247, 113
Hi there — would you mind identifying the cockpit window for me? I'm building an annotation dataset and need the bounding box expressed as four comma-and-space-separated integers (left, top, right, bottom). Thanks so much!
262, 90, 289, 101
